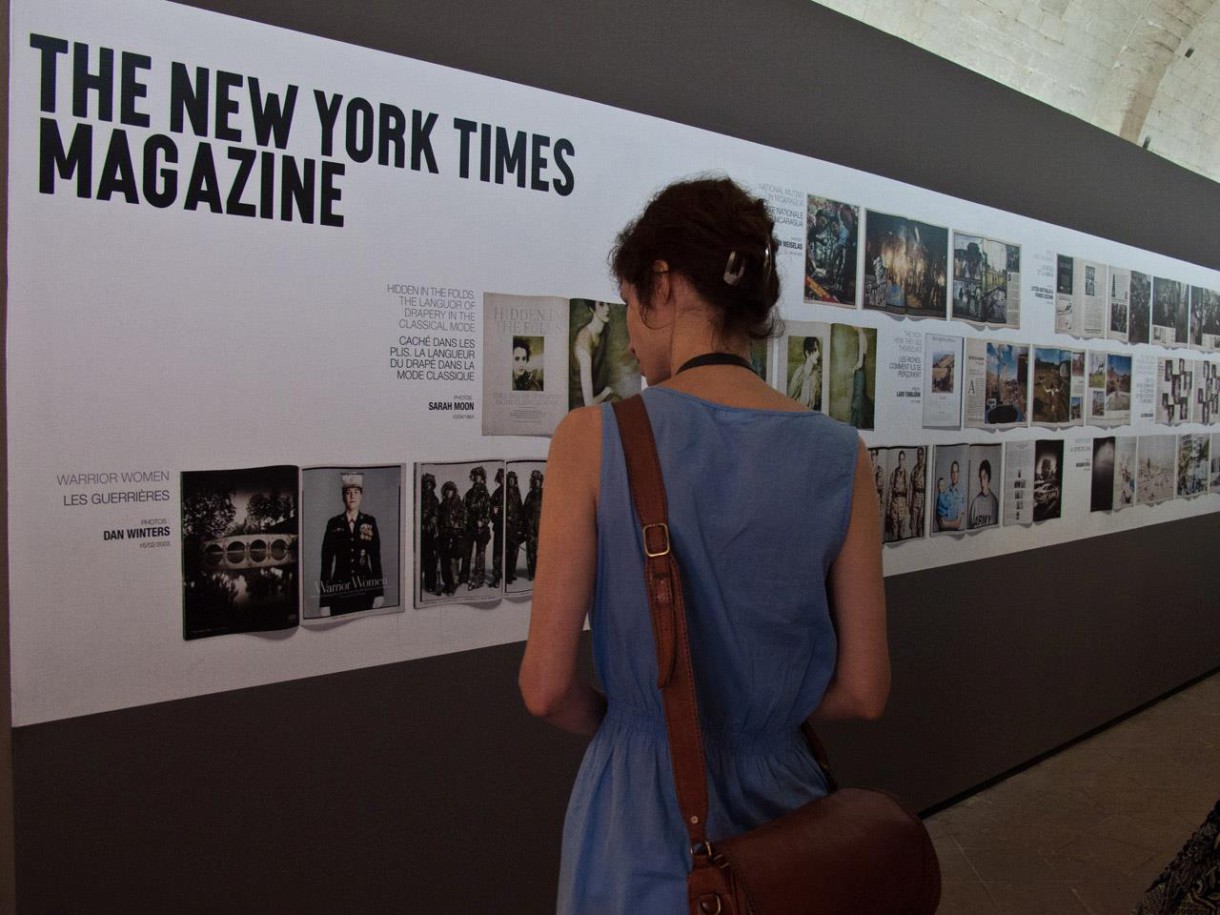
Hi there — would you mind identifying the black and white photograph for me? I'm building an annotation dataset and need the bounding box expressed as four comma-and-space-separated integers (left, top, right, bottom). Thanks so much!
931, 443, 969, 534
1156, 357, 1193, 426
300, 465, 402, 621
505, 459, 547, 595
871, 445, 927, 543
1151, 277, 1189, 346
1128, 270, 1152, 345
1136, 435, 1177, 505
1115, 436, 1137, 509
1085, 352, 1132, 427
805, 195, 859, 306
414, 460, 506, 607
1192, 286, 1220, 352
952, 232, 1020, 328
181, 465, 300, 640
1176, 434, 1209, 499
863, 211, 948, 318
1211, 433, 1220, 493
1108, 267, 1130, 342
512, 335, 545, 391
1032, 439, 1064, 522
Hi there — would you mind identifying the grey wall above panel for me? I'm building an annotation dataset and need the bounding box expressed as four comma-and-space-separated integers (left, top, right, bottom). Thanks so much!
174, 0, 1220, 269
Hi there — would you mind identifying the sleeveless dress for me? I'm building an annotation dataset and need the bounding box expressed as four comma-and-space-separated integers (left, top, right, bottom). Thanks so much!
556, 386, 859, 915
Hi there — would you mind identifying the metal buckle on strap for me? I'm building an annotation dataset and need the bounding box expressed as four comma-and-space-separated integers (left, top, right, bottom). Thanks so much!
642, 522, 670, 557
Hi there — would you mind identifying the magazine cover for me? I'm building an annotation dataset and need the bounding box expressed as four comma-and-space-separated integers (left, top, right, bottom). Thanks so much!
180, 465, 300, 640
1177, 434, 1210, 498
414, 460, 506, 607
964, 340, 1029, 429
951, 232, 1020, 328
1136, 435, 1177, 505
1151, 278, 1189, 347
804, 195, 859, 307
300, 465, 402, 621
862, 211, 948, 319
1031, 346, 1084, 427
922, 333, 963, 428
505, 459, 547, 596
870, 445, 928, 543
1084, 351, 1133, 427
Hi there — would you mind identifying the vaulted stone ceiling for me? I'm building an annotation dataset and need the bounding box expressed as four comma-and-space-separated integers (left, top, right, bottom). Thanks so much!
815, 0, 1220, 183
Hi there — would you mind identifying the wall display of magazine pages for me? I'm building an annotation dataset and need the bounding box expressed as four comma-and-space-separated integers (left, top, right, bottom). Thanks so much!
862, 211, 948, 319
1084, 352, 1133, 427
804, 195, 860, 307
11, 0, 1220, 726
1055, 256, 1107, 338
951, 233, 1020, 329
1151, 278, 1191, 347
482, 294, 642, 437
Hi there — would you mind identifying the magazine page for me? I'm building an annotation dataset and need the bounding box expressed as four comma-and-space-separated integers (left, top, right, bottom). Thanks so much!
1194, 286, 1220, 352
1132, 351, 1160, 424
1055, 255, 1078, 336
930, 443, 969, 535
829, 324, 878, 429
1129, 270, 1153, 345
1031, 347, 1084, 427
1114, 437, 1138, 510
862, 211, 948, 319
1198, 361, 1219, 425
951, 232, 1021, 328
301, 465, 403, 623
504, 459, 547, 596
482, 293, 569, 436
567, 299, 641, 409
965, 443, 1003, 531
1188, 360, 1211, 425
1002, 440, 1035, 526
1177, 434, 1210, 499
1151, 277, 1189, 347
804, 196, 860, 307
873, 445, 927, 544
922, 333, 963, 428
1055, 256, 1106, 338
1085, 352, 1133, 427
1157, 357, 1193, 426
180, 465, 300, 640
1107, 267, 1130, 343
1032, 440, 1065, 521
964, 340, 1030, 430
1136, 435, 1177, 505
783, 322, 832, 412
1211, 433, 1220, 494
1090, 437, 1115, 512
413, 460, 505, 607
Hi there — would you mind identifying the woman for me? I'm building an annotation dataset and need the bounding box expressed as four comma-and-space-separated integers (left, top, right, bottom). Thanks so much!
787, 334, 822, 410
519, 177, 888, 915
571, 300, 616, 407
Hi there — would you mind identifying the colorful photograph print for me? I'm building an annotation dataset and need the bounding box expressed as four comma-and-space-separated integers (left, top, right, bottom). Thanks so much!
805, 196, 859, 306
863, 211, 948, 318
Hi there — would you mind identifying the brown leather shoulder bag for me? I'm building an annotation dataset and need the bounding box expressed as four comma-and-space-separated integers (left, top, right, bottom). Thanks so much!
612, 395, 941, 915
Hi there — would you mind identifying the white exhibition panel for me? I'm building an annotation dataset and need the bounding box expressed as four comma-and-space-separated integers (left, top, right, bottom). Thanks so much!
8, 0, 1220, 725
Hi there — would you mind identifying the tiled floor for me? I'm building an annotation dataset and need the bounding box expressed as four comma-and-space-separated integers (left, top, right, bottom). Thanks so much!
926, 671, 1220, 914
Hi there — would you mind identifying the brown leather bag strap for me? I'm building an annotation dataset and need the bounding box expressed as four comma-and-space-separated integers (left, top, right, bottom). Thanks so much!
612, 395, 711, 850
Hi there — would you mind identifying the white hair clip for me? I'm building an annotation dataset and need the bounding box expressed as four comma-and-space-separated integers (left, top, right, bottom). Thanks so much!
723, 250, 746, 286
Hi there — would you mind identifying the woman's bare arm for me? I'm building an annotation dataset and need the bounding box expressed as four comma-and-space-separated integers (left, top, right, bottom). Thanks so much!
813, 439, 890, 721
518, 406, 607, 735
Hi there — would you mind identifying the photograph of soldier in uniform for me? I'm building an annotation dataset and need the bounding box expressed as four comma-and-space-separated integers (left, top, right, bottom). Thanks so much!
874, 446, 926, 543
804, 195, 859, 306
413, 460, 504, 607
1032, 440, 1064, 522
181, 464, 299, 640
512, 336, 544, 391
1137, 435, 1177, 505
300, 465, 401, 620
568, 299, 639, 408
506, 459, 547, 595
863, 210, 948, 318
1177, 434, 1209, 498
966, 444, 1002, 530
952, 233, 1020, 328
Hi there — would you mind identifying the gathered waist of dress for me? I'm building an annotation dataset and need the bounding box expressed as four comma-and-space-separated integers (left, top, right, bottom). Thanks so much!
602, 703, 810, 755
